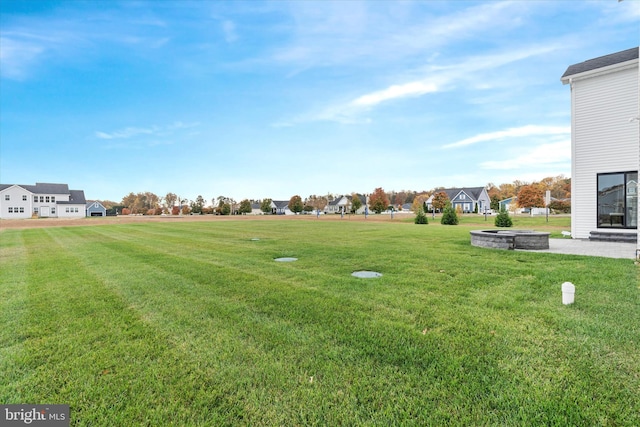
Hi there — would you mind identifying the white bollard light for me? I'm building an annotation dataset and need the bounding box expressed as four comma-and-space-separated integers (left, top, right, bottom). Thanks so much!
561, 282, 575, 305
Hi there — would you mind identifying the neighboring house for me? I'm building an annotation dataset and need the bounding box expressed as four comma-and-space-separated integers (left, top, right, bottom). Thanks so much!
426, 187, 491, 213
250, 203, 264, 215
499, 197, 517, 213
561, 47, 639, 241
86, 200, 107, 217
325, 194, 368, 214
325, 196, 349, 214
0, 183, 87, 219
272, 200, 294, 215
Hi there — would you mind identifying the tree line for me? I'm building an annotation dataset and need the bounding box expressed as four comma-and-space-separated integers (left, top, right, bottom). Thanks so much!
98, 175, 570, 215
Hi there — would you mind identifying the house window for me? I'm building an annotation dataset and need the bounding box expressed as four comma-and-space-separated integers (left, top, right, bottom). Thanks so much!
51, 207, 55, 214
40, 196, 44, 202
51, 196, 55, 202
19, 207, 24, 213
34, 196, 38, 202
34, 207, 39, 214
8, 207, 13, 213
22, 195, 27, 201
46, 196, 50, 203
597, 172, 638, 229
66, 207, 70, 213
4, 195, 9, 201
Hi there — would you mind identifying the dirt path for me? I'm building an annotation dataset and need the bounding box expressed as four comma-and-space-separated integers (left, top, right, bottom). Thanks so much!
0, 213, 411, 230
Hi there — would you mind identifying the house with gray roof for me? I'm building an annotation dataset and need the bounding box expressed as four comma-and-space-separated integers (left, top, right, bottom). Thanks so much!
425, 187, 490, 214
561, 47, 638, 244
325, 194, 368, 214
86, 200, 107, 217
271, 200, 293, 215
0, 182, 87, 219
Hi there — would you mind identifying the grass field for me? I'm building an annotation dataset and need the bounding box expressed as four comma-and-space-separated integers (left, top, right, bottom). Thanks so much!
1, 216, 638, 425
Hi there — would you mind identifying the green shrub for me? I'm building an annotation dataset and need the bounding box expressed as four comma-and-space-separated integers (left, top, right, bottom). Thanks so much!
441, 203, 459, 225
414, 209, 428, 224
495, 209, 513, 227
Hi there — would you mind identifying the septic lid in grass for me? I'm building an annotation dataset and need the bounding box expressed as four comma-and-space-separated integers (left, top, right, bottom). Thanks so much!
352, 271, 382, 278
274, 257, 298, 262
250, 238, 260, 241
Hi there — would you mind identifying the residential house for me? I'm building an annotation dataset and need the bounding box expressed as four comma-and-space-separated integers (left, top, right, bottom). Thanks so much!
0, 183, 87, 219
250, 203, 264, 215
426, 187, 491, 214
561, 47, 638, 242
86, 200, 107, 217
498, 197, 518, 213
272, 200, 294, 215
325, 194, 368, 214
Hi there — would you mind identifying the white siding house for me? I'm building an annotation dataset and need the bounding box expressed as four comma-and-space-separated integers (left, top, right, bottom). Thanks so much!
0, 183, 87, 219
561, 47, 639, 243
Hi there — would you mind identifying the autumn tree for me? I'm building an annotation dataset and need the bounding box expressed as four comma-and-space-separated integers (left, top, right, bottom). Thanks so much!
517, 184, 545, 209
411, 192, 430, 213
288, 195, 304, 214
369, 187, 389, 214
122, 192, 160, 214
239, 199, 252, 215
165, 193, 177, 213
305, 195, 328, 214
431, 191, 449, 213
498, 183, 516, 200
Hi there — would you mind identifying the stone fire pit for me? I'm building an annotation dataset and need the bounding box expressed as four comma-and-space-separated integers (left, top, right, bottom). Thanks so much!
470, 229, 550, 250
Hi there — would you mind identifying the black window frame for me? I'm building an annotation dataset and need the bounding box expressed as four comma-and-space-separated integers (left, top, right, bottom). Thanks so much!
596, 171, 638, 230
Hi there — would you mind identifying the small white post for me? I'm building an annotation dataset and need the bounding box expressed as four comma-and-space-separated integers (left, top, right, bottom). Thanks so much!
561, 282, 575, 305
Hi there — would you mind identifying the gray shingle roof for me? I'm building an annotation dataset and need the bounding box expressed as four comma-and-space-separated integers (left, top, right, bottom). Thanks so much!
23, 183, 70, 194
561, 47, 638, 79
439, 187, 485, 201
273, 200, 289, 209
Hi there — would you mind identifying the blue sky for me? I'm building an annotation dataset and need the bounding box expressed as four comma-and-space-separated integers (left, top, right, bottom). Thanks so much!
1, 1, 638, 203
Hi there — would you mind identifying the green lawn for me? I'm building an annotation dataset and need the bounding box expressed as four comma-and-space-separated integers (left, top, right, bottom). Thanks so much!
1, 217, 638, 426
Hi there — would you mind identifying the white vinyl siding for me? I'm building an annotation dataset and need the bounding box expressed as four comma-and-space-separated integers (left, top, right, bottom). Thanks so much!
570, 63, 639, 238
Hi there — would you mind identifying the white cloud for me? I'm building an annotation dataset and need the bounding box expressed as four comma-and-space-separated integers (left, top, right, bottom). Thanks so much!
443, 125, 570, 149
95, 127, 158, 140
0, 36, 45, 80
480, 139, 571, 170
351, 81, 438, 107
95, 122, 199, 140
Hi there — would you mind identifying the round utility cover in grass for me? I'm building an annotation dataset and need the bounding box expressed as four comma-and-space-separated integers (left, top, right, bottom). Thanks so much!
352, 271, 382, 278
274, 257, 297, 262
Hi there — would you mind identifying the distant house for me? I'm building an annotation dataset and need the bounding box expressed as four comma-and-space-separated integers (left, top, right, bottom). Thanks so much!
0, 182, 87, 219
561, 47, 638, 240
86, 200, 107, 217
498, 196, 519, 213
426, 187, 490, 213
272, 200, 293, 215
325, 194, 368, 214
250, 203, 263, 215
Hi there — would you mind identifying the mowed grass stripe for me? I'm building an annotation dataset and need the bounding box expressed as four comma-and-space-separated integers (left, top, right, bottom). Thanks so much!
1, 220, 638, 425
